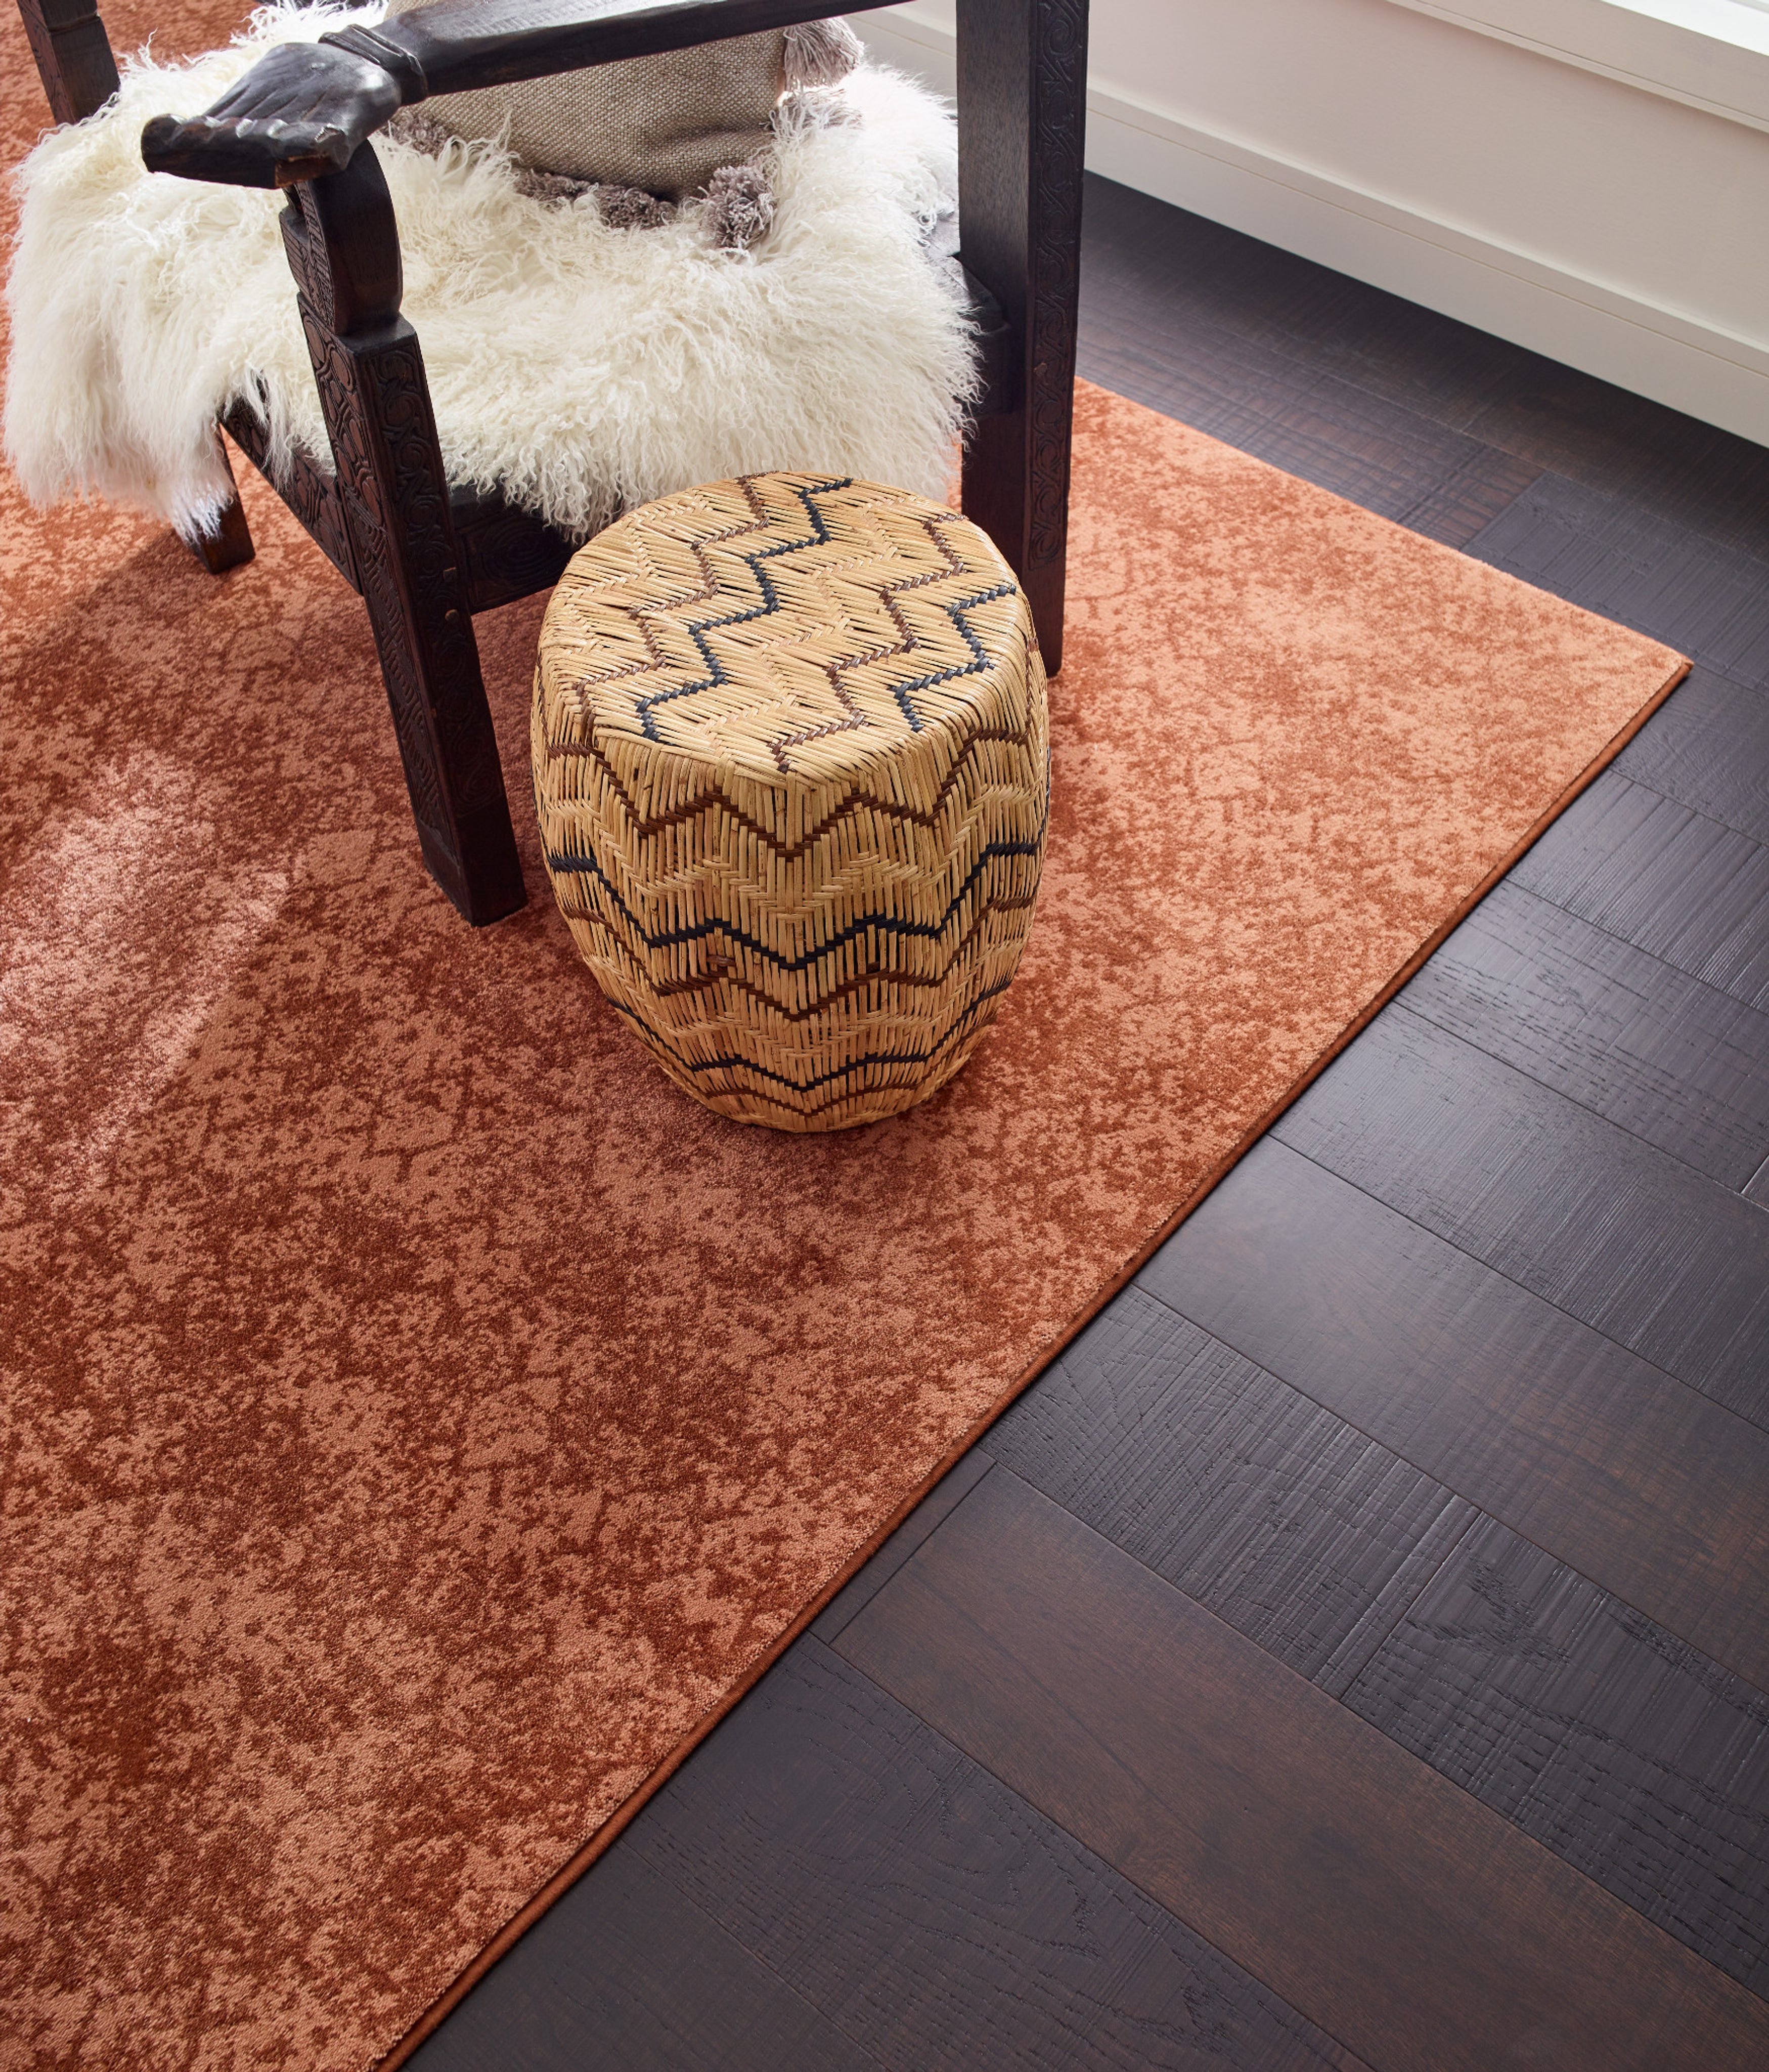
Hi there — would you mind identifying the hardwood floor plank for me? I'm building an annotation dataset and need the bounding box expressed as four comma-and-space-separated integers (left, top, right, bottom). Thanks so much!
1079, 178, 1769, 564
835, 1469, 1769, 2072
1400, 880, 1769, 1188
1078, 176, 1531, 433
1461, 360, 1769, 566
404, 1846, 870, 2072
1273, 1006, 1769, 1421
988, 1288, 1769, 1990
1614, 667, 1769, 846
1134, 1139, 1769, 1690
1513, 771, 1769, 1013
1076, 308, 1540, 542
1464, 474, 1769, 680
811, 1451, 995, 1645
1389, 448, 1542, 549
985, 1289, 1477, 1694
1342, 1513, 1769, 1998
632, 1637, 1369, 2072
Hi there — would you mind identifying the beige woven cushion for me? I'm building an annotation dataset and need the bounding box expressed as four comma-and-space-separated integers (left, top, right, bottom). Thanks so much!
382, 1, 792, 198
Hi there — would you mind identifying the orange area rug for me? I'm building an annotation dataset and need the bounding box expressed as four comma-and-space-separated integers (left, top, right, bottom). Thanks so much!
2, 11, 1685, 2066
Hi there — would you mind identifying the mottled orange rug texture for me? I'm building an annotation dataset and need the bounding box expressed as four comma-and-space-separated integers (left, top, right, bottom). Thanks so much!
2, 10, 1687, 2067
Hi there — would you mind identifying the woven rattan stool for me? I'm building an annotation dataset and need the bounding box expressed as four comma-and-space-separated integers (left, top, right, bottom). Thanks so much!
532, 473, 1050, 1131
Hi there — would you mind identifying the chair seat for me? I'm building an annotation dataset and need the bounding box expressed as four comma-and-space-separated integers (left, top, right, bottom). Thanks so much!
449, 263, 1009, 615
531, 470, 1050, 1130
224, 260, 1012, 620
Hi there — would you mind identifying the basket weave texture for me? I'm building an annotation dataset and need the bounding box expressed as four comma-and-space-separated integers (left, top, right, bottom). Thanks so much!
532, 472, 1051, 1131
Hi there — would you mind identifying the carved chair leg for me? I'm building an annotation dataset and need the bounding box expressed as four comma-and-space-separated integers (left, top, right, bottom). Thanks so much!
16, 0, 120, 126
282, 149, 526, 926
956, 0, 1087, 675
185, 434, 255, 574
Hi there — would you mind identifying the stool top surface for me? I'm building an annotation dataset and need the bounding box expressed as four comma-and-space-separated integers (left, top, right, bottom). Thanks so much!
537, 473, 1037, 785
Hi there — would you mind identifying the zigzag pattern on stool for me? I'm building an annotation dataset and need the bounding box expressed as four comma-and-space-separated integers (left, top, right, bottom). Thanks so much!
533, 473, 1051, 1130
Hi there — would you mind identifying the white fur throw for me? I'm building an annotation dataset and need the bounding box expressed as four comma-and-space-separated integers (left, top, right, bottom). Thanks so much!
4, 6, 974, 543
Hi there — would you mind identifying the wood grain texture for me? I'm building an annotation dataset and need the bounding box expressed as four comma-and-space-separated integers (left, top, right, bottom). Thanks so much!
1136, 1139, 1769, 1691
812, 1451, 995, 1645
992, 1284, 1769, 1992
1391, 447, 1543, 550
1465, 473, 1769, 682
986, 1288, 1477, 1695
404, 1844, 870, 2072
835, 1469, 1769, 2072
1074, 181, 1769, 566
1460, 359, 1769, 567
1400, 880, 1769, 1189
1513, 771, 1769, 1013
632, 1636, 1369, 2072
1273, 1007, 1769, 1424
1614, 667, 1769, 844
1076, 293, 1538, 547
1076, 176, 1529, 434
1344, 1513, 1769, 1998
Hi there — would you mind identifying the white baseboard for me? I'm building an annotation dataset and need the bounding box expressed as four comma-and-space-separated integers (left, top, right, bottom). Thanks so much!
850, 8, 1769, 446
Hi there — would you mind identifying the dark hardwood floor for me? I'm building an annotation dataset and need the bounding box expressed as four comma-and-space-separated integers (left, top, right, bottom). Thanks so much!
408, 176, 1769, 2070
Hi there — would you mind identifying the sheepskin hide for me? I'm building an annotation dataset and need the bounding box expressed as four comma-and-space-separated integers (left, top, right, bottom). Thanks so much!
4, 6, 975, 542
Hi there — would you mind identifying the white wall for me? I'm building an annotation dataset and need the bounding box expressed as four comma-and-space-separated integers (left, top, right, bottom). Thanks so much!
848, 0, 1769, 444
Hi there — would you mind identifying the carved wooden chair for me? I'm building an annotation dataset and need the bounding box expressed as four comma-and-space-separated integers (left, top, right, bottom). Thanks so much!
16, 0, 1086, 924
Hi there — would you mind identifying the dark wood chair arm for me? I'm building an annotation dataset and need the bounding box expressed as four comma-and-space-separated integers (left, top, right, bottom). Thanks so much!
140, 0, 894, 188
341, 0, 894, 98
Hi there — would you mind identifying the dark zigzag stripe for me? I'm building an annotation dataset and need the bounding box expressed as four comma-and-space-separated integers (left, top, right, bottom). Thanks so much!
593, 888, 1040, 1022
635, 477, 847, 739
538, 714, 1039, 860
546, 834, 1044, 974
629, 482, 1018, 741
890, 582, 1018, 731
604, 972, 1016, 1101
